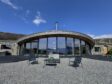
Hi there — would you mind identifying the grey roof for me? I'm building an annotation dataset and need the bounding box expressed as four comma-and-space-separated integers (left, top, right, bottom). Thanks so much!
17, 30, 94, 46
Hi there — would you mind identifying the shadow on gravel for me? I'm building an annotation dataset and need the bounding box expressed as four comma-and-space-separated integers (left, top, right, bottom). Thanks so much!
0, 55, 112, 64
45, 64, 57, 66
83, 55, 112, 62
70, 64, 79, 68
0, 56, 28, 63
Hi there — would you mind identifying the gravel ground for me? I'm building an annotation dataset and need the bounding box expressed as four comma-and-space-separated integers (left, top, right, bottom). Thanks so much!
0, 58, 112, 84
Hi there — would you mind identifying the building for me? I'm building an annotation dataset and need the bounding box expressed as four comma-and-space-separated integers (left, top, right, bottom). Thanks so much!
92, 38, 112, 55
16, 30, 94, 57
0, 40, 14, 56
1, 31, 112, 56
0, 32, 25, 56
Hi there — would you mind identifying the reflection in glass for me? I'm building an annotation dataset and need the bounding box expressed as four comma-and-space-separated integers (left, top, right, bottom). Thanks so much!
26, 43, 30, 49
86, 43, 91, 55
31, 42, 38, 54
81, 40, 86, 54
57, 37, 66, 55
67, 38, 74, 55
20, 43, 30, 55
20, 37, 91, 56
74, 39, 80, 55
48, 37, 56, 54
39, 38, 47, 54
25, 43, 31, 55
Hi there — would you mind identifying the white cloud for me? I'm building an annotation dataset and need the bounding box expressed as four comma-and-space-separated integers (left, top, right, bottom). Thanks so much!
33, 12, 46, 26
87, 34, 95, 38
33, 16, 46, 26
0, 0, 18, 10
87, 34, 112, 39
13, 9, 31, 24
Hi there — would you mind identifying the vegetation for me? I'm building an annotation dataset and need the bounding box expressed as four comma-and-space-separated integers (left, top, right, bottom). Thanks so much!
107, 48, 112, 56
0, 32, 25, 40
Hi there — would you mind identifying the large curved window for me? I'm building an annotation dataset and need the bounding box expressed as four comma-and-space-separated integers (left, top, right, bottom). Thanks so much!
57, 37, 66, 55
20, 36, 92, 56
67, 38, 74, 55
38, 38, 47, 55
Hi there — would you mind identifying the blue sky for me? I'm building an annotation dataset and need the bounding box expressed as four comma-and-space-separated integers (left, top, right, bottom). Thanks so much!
0, 0, 112, 38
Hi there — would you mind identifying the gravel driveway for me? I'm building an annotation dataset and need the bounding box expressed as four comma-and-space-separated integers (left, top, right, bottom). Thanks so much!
0, 58, 112, 84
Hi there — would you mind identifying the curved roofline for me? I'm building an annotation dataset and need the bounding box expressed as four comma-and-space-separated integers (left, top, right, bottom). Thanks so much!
16, 30, 95, 46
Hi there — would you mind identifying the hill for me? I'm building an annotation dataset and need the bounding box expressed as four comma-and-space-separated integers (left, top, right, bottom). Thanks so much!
0, 32, 25, 40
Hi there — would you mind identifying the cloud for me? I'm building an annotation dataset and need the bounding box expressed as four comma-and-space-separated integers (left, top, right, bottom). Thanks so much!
21, 17, 28, 23
33, 12, 46, 26
0, 0, 18, 10
21, 10, 30, 23
26, 10, 30, 16
13, 9, 31, 24
87, 34, 96, 38
87, 34, 112, 39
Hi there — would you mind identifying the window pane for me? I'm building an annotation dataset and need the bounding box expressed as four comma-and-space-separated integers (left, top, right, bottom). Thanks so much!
86, 43, 91, 55
31, 42, 38, 54
26, 43, 30, 49
48, 37, 56, 54
74, 39, 80, 55
81, 40, 86, 54
39, 38, 47, 54
67, 38, 74, 55
57, 37, 66, 55
25, 43, 31, 55
95, 47, 101, 52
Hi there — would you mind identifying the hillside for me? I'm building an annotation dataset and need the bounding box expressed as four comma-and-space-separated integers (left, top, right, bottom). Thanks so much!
94, 38, 112, 44
0, 32, 25, 40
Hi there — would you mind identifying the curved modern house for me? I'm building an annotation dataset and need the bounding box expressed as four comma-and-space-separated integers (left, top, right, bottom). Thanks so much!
16, 30, 94, 57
